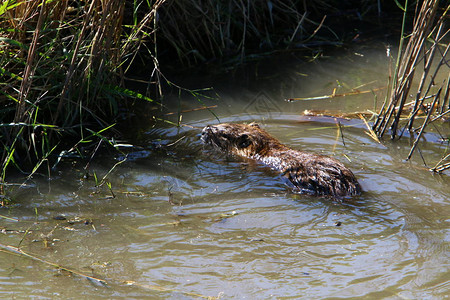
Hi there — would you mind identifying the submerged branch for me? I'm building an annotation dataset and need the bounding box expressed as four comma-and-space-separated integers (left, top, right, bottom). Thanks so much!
431, 155, 450, 172
0, 243, 107, 285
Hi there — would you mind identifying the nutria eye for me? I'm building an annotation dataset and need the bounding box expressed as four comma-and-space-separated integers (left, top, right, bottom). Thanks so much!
238, 134, 251, 148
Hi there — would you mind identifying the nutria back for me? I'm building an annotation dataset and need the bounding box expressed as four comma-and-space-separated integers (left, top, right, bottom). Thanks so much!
201, 122, 361, 199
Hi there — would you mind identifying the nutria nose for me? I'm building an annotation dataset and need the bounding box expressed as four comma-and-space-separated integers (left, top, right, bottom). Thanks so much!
202, 125, 210, 134
201, 125, 212, 138
203, 125, 216, 133
201, 125, 213, 143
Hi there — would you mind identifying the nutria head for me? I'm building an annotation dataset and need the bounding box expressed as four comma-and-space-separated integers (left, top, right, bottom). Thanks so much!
201, 123, 285, 157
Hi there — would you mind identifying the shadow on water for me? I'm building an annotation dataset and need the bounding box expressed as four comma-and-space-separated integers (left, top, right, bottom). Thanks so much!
1, 43, 449, 299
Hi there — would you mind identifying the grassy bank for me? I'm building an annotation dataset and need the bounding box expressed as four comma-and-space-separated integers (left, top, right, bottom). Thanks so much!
0, 0, 162, 183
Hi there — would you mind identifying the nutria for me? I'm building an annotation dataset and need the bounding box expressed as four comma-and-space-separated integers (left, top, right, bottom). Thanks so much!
201, 122, 361, 199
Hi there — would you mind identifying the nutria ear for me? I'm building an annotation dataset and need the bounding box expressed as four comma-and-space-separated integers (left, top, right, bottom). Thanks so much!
249, 122, 260, 128
237, 134, 251, 148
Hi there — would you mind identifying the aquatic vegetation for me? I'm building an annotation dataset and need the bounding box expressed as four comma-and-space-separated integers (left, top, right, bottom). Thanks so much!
372, 0, 450, 172
0, 0, 161, 181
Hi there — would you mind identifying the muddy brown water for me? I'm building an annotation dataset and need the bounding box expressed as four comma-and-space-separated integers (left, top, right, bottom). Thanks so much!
1, 43, 449, 299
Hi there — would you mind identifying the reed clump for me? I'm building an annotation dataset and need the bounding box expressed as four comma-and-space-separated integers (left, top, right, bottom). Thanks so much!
0, 0, 163, 181
372, 1, 449, 172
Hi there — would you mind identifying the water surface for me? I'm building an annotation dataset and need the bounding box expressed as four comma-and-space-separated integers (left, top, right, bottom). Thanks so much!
1, 43, 449, 299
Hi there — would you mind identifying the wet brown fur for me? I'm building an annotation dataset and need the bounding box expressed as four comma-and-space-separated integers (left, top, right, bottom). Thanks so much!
201, 123, 361, 199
